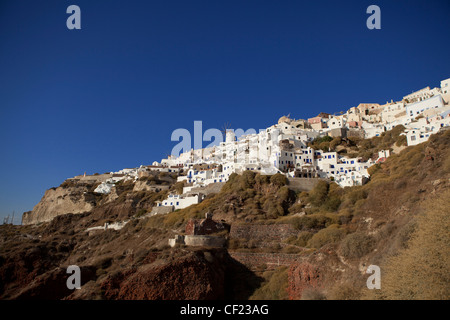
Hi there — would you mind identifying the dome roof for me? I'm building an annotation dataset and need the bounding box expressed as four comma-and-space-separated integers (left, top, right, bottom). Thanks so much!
278, 115, 291, 124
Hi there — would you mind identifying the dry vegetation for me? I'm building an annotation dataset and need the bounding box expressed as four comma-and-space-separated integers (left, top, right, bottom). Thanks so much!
139, 129, 450, 300
363, 189, 450, 300
1, 127, 448, 300
309, 125, 407, 161
250, 266, 289, 300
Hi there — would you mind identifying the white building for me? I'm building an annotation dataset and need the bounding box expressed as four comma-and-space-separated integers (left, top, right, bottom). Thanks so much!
153, 77, 448, 192
441, 78, 450, 95
362, 122, 385, 138
405, 129, 433, 146
405, 95, 444, 120
403, 86, 441, 104
380, 101, 405, 124
327, 116, 345, 129
156, 193, 205, 210
405, 108, 450, 146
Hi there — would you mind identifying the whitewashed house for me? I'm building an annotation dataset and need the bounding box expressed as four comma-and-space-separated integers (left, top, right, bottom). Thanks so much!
156, 193, 205, 210
405, 95, 444, 120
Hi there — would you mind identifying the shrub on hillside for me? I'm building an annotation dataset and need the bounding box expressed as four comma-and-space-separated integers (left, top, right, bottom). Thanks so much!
276, 186, 296, 211
367, 190, 450, 300
240, 171, 257, 189
309, 136, 333, 150
264, 201, 285, 219
341, 186, 367, 208
287, 214, 334, 231
270, 173, 288, 187
250, 266, 289, 300
306, 181, 342, 212
395, 134, 407, 147
367, 163, 381, 176
307, 224, 345, 249
286, 231, 314, 247
339, 232, 375, 259
221, 173, 240, 193
308, 180, 329, 207
329, 137, 342, 151
255, 173, 270, 185
318, 141, 330, 152
322, 182, 343, 212
172, 181, 185, 195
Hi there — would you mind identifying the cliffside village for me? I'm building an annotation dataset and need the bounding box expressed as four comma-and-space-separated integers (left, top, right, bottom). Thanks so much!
91, 78, 450, 215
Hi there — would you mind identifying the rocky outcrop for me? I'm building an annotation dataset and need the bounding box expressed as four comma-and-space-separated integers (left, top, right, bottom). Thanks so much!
100, 249, 229, 300
287, 249, 348, 300
288, 262, 323, 300
9, 266, 96, 300
22, 183, 98, 225
133, 180, 169, 193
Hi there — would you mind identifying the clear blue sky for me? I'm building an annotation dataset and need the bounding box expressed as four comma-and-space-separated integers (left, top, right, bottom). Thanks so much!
1, 0, 449, 223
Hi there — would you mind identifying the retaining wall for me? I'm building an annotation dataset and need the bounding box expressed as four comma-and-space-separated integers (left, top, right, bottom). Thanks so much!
229, 224, 298, 242
229, 252, 304, 270
187, 182, 225, 196
184, 235, 226, 247
287, 178, 321, 192
150, 206, 174, 215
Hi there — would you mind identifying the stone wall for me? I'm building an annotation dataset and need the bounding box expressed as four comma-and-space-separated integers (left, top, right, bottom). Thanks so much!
347, 128, 365, 139
69, 173, 112, 183
287, 178, 321, 192
187, 182, 225, 196
184, 235, 226, 247
327, 128, 347, 138
149, 206, 174, 215
168, 235, 185, 247
229, 224, 298, 242
229, 252, 304, 270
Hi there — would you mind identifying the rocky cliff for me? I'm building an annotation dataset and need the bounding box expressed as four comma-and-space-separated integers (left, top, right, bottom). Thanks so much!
22, 182, 99, 225
0, 215, 255, 300
4, 128, 449, 300
21, 172, 175, 225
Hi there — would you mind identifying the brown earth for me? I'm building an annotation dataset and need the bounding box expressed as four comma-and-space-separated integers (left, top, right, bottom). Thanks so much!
1, 128, 448, 300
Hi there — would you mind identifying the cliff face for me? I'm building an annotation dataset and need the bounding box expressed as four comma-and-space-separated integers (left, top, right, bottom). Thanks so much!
7, 129, 449, 300
0, 215, 252, 300
98, 250, 229, 300
22, 172, 175, 226
22, 183, 98, 225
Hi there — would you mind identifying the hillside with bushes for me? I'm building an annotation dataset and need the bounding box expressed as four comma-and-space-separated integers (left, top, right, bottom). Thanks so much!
0, 128, 449, 300
144, 127, 449, 299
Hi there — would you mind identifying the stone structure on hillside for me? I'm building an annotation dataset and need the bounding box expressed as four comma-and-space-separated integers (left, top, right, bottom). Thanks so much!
168, 213, 227, 248
185, 212, 229, 236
